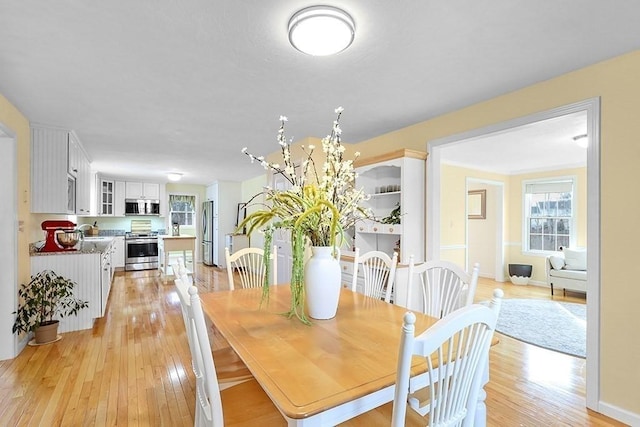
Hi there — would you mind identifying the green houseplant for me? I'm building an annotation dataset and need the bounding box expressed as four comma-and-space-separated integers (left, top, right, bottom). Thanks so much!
13, 270, 89, 344
240, 107, 370, 323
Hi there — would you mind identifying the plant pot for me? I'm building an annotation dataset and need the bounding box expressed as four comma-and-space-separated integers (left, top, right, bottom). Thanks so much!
304, 246, 341, 320
34, 320, 60, 344
508, 264, 532, 285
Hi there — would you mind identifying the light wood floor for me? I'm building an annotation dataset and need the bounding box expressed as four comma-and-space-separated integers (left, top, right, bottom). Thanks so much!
0, 268, 625, 426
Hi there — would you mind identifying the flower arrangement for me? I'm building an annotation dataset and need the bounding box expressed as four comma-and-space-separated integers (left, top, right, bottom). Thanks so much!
240, 107, 370, 323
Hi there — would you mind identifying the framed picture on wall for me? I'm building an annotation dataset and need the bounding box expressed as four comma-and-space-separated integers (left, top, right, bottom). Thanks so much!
468, 189, 486, 219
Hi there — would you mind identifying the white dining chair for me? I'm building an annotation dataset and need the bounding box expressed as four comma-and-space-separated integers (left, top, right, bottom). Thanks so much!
405, 257, 480, 318
225, 246, 278, 290
351, 248, 398, 303
176, 283, 285, 426
390, 289, 502, 427
173, 275, 253, 389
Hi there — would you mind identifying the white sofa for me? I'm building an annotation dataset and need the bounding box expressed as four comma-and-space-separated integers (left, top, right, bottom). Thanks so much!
546, 248, 587, 296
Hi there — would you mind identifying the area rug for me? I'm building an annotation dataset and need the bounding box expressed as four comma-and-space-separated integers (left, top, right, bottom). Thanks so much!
493, 299, 586, 358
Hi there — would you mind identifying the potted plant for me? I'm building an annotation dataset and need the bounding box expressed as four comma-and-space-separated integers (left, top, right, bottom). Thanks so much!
240, 107, 370, 323
12, 270, 89, 344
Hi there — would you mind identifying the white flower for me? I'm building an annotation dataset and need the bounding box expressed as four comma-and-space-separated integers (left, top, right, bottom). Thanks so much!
241, 147, 248, 153
279, 115, 288, 122
335, 106, 344, 114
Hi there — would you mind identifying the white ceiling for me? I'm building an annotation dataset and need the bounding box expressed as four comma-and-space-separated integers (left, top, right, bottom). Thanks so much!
440, 110, 588, 175
0, 1, 638, 185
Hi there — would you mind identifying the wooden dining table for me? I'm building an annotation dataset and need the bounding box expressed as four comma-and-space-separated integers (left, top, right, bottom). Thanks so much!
199, 285, 491, 426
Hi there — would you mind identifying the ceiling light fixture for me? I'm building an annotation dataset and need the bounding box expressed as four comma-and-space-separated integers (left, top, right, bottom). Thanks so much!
167, 173, 183, 182
573, 133, 588, 148
288, 6, 355, 56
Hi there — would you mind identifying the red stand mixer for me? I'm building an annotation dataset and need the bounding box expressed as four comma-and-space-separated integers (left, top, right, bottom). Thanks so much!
41, 220, 80, 252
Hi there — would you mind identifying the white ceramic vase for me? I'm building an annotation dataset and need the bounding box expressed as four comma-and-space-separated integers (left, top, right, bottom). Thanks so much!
304, 246, 341, 320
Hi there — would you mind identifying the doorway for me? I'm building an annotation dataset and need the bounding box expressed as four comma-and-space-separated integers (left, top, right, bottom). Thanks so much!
0, 125, 18, 360
426, 98, 601, 409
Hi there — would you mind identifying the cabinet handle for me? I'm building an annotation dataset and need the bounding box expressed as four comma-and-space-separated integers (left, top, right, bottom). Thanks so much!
359, 227, 364, 231
373, 227, 378, 232
389, 227, 394, 233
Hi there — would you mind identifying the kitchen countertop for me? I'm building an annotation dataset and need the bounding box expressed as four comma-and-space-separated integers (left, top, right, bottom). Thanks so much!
30, 236, 114, 256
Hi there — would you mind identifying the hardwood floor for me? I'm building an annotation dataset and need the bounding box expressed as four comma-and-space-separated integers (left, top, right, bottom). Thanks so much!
0, 268, 625, 426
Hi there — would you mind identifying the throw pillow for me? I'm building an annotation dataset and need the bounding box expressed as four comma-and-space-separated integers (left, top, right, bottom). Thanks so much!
563, 248, 587, 270
549, 255, 565, 270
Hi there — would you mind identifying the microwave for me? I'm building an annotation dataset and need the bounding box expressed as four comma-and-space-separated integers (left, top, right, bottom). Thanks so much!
125, 199, 160, 215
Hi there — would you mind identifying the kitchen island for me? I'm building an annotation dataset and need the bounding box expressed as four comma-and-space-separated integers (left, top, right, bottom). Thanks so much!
158, 235, 196, 282
30, 237, 116, 333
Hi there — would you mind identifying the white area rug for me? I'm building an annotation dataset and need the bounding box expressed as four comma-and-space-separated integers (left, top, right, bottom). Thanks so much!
494, 298, 586, 358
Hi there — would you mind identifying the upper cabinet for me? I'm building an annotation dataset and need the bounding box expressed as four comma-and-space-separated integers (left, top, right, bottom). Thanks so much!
125, 181, 160, 199
76, 151, 91, 215
67, 131, 81, 178
31, 125, 92, 215
97, 178, 161, 216
354, 149, 427, 264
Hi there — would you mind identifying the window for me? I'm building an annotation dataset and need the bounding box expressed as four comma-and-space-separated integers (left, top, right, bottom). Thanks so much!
524, 179, 575, 252
169, 195, 196, 226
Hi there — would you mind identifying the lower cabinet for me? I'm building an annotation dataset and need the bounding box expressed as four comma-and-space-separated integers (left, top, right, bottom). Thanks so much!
339, 256, 363, 293
30, 245, 115, 333
101, 251, 111, 316
112, 236, 125, 270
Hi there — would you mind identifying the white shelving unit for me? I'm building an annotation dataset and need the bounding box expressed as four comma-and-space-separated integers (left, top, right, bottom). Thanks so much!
354, 149, 427, 264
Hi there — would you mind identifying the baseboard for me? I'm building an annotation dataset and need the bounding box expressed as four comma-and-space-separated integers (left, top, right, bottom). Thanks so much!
597, 401, 640, 426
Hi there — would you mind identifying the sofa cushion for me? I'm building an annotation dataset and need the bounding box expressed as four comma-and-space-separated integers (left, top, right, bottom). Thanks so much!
549, 255, 565, 270
563, 248, 587, 270
550, 268, 587, 281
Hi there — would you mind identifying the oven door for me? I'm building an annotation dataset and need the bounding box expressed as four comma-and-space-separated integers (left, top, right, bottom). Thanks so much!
125, 238, 159, 270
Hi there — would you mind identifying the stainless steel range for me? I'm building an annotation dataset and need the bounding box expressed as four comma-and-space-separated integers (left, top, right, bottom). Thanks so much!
125, 231, 159, 271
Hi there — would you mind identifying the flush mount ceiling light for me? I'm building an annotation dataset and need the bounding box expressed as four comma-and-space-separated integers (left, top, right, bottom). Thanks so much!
573, 133, 588, 148
167, 173, 183, 182
288, 6, 355, 56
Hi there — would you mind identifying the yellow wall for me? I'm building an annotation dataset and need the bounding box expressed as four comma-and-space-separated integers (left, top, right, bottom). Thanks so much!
506, 168, 587, 283
350, 51, 640, 416
440, 163, 587, 284
0, 93, 31, 286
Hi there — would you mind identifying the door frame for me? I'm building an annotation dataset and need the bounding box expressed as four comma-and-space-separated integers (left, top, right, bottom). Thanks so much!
426, 97, 601, 410
0, 124, 18, 360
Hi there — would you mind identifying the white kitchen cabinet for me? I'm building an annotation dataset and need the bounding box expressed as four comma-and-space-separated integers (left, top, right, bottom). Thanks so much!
115, 181, 126, 216
159, 183, 167, 217
31, 125, 92, 215
76, 153, 91, 215
31, 125, 68, 213
101, 250, 112, 316
30, 240, 115, 333
354, 149, 427, 264
339, 251, 365, 293
125, 181, 160, 199
67, 131, 81, 178
99, 179, 115, 215
112, 236, 125, 269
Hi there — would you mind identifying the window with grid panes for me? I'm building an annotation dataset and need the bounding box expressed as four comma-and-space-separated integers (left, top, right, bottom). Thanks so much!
524, 179, 574, 252
169, 195, 195, 226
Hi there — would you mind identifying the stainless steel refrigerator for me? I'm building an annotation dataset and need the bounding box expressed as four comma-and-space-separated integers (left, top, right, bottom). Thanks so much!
202, 201, 218, 266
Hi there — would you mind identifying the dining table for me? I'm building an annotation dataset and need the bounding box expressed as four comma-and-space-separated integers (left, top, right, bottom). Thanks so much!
199, 285, 492, 426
